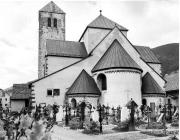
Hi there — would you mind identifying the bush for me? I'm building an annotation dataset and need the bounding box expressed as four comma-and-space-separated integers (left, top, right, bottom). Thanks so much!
113, 119, 129, 132
141, 130, 167, 137
83, 120, 100, 135
69, 117, 83, 130
171, 116, 179, 127
146, 122, 165, 129
135, 118, 147, 127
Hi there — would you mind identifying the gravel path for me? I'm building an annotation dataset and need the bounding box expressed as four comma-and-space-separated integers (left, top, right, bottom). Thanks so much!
51, 126, 158, 140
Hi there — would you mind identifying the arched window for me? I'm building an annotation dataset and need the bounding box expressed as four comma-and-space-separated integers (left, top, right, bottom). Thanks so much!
54, 18, 57, 28
71, 98, 77, 108
97, 73, 107, 90
48, 18, 51, 27
142, 99, 147, 106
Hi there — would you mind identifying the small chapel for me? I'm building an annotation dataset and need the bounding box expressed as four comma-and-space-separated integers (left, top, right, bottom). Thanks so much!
29, 1, 166, 120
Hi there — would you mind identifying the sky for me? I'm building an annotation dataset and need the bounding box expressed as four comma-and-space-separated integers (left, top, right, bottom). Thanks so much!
0, 0, 179, 89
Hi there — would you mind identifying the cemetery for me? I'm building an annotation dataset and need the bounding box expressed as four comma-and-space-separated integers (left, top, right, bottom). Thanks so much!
0, 98, 179, 140
0, 1, 178, 140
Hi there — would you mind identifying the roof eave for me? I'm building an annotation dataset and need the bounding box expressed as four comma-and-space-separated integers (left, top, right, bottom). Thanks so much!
79, 26, 128, 42
39, 10, 65, 14
92, 67, 143, 73
46, 54, 85, 58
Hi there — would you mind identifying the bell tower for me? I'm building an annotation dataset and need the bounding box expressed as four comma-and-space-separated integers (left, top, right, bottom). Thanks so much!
38, 1, 65, 78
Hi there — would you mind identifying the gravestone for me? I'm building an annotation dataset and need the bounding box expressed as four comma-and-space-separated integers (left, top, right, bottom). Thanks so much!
91, 107, 99, 122
145, 106, 152, 128
56, 106, 64, 122
126, 98, 138, 131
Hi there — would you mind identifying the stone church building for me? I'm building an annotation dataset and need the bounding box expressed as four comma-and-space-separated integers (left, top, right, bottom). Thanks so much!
30, 1, 166, 120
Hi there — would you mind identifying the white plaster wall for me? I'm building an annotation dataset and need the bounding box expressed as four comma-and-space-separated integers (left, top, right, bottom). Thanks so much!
148, 63, 162, 75
93, 69, 142, 120
96, 70, 142, 107
32, 55, 104, 107
11, 100, 25, 112
46, 56, 81, 75
80, 28, 110, 53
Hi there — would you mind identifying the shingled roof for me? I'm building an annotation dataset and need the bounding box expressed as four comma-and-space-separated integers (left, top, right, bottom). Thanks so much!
92, 39, 142, 73
165, 72, 179, 92
11, 84, 31, 100
134, 46, 160, 64
142, 72, 165, 95
46, 40, 88, 58
88, 14, 128, 31
66, 70, 101, 96
39, 1, 65, 14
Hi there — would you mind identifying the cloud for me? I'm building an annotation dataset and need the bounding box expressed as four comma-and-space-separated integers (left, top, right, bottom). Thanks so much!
87, 1, 97, 5
122, 1, 149, 16
0, 38, 16, 48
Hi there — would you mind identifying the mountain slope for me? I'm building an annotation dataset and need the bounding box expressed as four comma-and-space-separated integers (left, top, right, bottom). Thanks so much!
152, 43, 179, 76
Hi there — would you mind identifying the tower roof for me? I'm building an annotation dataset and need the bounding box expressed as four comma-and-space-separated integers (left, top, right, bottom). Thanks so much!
66, 70, 101, 96
39, 1, 65, 14
92, 39, 142, 73
142, 72, 165, 94
87, 14, 128, 31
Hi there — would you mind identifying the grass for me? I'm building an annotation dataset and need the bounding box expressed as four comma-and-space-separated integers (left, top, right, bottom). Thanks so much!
140, 130, 168, 137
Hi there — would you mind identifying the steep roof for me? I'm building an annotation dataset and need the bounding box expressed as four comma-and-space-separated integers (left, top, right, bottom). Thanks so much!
39, 1, 65, 14
66, 70, 101, 96
134, 45, 160, 64
87, 14, 128, 31
165, 71, 179, 92
11, 84, 31, 100
142, 72, 165, 94
92, 39, 142, 72
46, 40, 88, 58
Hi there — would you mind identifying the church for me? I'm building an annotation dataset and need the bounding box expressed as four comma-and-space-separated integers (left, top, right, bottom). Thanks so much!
29, 1, 166, 120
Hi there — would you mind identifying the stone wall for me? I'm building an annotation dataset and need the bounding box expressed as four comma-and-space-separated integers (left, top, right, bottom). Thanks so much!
38, 11, 65, 78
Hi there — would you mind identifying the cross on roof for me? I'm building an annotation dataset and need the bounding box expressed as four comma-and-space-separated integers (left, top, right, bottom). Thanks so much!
99, 10, 102, 15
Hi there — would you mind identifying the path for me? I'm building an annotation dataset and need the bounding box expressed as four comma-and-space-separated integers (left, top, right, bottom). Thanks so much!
50, 125, 158, 140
